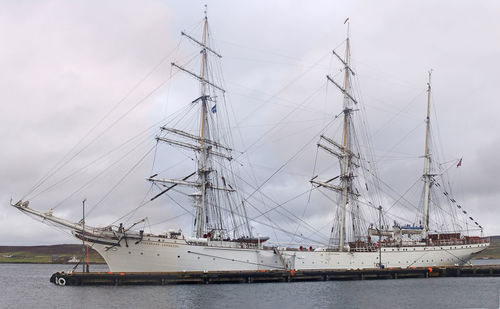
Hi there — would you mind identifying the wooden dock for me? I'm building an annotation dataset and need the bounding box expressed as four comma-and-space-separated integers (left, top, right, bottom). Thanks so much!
50, 265, 500, 286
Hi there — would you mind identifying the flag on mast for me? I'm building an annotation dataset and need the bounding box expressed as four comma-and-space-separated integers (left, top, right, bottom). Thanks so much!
344, 17, 349, 24
457, 158, 462, 167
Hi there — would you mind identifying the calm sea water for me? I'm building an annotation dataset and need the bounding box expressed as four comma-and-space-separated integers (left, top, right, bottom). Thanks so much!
0, 262, 499, 309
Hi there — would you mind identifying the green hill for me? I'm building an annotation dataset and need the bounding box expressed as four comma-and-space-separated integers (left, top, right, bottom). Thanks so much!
0, 244, 105, 264
472, 236, 500, 259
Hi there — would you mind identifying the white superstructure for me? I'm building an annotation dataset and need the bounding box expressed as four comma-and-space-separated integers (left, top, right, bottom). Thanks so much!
92, 237, 486, 272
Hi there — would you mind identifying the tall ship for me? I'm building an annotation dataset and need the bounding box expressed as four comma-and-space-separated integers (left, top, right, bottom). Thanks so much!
11, 14, 488, 272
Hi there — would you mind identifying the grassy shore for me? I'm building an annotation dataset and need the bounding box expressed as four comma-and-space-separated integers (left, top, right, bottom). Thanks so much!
471, 245, 500, 259
0, 244, 105, 264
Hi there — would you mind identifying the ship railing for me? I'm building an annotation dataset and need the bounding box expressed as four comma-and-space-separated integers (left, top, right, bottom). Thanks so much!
351, 247, 376, 252
429, 238, 487, 246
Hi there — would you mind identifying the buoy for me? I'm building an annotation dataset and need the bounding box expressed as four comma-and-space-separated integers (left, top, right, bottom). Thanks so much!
57, 277, 66, 286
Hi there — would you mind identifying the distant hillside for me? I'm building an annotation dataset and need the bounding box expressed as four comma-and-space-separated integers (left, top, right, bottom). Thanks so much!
489, 235, 500, 245
472, 235, 500, 259
0, 244, 105, 264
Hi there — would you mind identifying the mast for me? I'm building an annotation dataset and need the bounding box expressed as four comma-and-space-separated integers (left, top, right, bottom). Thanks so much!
151, 7, 241, 240
338, 33, 352, 251
197, 8, 210, 238
378, 205, 383, 268
82, 198, 86, 273
312, 23, 357, 251
422, 70, 433, 239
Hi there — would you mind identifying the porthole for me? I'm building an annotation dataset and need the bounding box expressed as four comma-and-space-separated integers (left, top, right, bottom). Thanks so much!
157, 254, 160, 257
128, 251, 131, 254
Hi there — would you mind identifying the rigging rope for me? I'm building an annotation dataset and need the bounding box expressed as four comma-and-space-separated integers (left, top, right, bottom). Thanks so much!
436, 182, 483, 229
86, 145, 156, 217
23, 39, 184, 200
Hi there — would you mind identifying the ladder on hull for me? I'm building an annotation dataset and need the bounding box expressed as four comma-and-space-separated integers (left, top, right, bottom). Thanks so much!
273, 248, 289, 271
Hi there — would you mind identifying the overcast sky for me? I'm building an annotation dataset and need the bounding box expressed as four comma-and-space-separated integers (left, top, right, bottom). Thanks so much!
1, 0, 499, 246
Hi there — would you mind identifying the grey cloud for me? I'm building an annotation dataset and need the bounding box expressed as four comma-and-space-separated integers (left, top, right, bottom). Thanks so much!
1, 0, 499, 246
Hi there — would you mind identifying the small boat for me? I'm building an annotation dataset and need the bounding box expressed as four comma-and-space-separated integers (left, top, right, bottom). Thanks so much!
67, 256, 80, 263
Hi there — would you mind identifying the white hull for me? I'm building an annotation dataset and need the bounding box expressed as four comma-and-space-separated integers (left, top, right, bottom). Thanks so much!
91, 235, 488, 272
